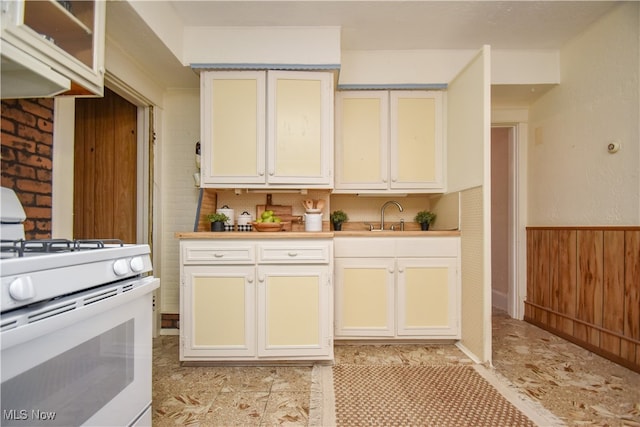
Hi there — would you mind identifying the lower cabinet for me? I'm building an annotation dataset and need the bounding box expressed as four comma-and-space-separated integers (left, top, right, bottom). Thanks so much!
396, 257, 459, 337
257, 265, 331, 358
334, 237, 460, 340
180, 239, 333, 362
334, 258, 396, 336
182, 265, 256, 358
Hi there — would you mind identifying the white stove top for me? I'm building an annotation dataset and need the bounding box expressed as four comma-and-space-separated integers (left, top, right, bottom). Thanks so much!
1, 242, 152, 313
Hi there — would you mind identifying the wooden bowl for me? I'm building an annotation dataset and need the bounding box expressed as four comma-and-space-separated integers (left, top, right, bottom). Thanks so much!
252, 221, 284, 232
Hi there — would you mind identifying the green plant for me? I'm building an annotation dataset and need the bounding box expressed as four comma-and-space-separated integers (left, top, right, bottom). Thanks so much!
207, 212, 229, 223
330, 210, 349, 223
414, 210, 436, 224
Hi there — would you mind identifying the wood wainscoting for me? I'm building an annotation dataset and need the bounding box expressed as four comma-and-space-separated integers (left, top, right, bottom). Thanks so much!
525, 227, 640, 373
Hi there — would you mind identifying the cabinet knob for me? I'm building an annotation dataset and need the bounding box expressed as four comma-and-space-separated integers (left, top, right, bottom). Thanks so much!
248, 277, 254, 283
388, 268, 394, 273
258, 275, 265, 282
288, 252, 298, 257
214, 253, 224, 258
398, 267, 404, 273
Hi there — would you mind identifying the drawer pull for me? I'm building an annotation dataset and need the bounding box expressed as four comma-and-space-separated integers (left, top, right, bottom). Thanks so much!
214, 253, 224, 258
288, 252, 298, 257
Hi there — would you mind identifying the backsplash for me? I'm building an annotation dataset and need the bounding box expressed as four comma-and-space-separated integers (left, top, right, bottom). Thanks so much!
213, 191, 434, 228
210, 190, 460, 230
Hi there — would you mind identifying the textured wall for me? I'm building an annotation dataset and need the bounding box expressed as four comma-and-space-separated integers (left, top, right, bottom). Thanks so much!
1, 99, 54, 239
160, 89, 201, 313
460, 186, 489, 363
528, 3, 640, 225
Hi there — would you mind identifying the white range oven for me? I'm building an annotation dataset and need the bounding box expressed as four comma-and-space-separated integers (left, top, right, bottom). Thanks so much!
0, 187, 159, 427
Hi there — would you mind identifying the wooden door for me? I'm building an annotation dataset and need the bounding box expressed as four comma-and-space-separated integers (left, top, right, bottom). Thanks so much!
74, 87, 137, 242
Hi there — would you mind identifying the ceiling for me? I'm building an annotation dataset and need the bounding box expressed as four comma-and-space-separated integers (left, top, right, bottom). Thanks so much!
106, 1, 620, 104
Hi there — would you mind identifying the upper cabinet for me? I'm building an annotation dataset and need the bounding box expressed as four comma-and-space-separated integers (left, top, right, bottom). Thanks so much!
1, 0, 106, 98
335, 90, 445, 193
200, 70, 334, 189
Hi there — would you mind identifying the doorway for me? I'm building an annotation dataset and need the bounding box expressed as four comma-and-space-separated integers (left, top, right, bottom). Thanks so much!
491, 125, 518, 317
74, 87, 138, 242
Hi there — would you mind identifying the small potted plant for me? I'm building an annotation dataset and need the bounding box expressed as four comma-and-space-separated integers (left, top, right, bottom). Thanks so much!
414, 210, 436, 231
330, 210, 349, 231
207, 213, 229, 232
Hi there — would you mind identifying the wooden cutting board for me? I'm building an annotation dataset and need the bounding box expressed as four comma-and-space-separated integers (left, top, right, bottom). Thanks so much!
256, 204, 293, 219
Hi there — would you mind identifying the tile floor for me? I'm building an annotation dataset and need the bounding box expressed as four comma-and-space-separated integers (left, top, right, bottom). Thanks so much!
152, 311, 640, 426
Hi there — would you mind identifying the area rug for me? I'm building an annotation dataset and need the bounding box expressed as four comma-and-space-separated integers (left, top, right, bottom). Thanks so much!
309, 364, 564, 427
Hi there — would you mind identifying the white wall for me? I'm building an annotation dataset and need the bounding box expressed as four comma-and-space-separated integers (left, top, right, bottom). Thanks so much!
159, 88, 201, 313
51, 98, 75, 239
184, 27, 341, 66
339, 49, 559, 87
528, 2, 640, 225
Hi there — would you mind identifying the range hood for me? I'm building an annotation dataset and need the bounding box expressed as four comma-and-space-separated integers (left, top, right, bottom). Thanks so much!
1, 41, 70, 99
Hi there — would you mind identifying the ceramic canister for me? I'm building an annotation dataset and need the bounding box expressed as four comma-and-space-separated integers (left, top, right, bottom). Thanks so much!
216, 205, 234, 226
304, 213, 323, 232
236, 211, 253, 226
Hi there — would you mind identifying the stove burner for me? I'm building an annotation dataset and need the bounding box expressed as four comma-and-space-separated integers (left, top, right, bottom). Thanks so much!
1, 239, 124, 258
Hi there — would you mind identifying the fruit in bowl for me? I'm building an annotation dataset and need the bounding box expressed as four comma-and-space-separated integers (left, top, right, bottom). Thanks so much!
256, 210, 281, 223
253, 210, 289, 231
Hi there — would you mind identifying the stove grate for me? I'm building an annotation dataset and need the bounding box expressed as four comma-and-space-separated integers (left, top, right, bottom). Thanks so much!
0, 239, 124, 258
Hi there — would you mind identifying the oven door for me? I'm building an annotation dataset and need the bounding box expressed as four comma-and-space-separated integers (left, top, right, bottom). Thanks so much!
1, 276, 159, 427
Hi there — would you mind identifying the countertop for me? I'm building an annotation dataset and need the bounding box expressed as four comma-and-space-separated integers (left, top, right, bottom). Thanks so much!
175, 230, 460, 239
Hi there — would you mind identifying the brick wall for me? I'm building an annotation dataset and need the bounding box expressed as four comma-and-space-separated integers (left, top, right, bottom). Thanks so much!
1, 98, 54, 239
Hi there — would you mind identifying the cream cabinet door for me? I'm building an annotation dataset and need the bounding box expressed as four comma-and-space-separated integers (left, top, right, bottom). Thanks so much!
335, 90, 444, 193
256, 265, 332, 358
396, 258, 459, 338
181, 266, 256, 359
390, 91, 444, 190
201, 71, 266, 186
334, 258, 395, 337
267, 71, 333, 186
335, 91, 388, 190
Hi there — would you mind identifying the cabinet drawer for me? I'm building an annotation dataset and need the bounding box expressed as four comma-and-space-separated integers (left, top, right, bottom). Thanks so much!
258, 242, 330, 264
182, 243, 255, 264
334, 238, 393, 258
396, 237, 460, 257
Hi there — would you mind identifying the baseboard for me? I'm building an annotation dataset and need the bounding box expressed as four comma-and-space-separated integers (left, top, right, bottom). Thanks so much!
455, 341, 483, 364
492, 289, 508, 311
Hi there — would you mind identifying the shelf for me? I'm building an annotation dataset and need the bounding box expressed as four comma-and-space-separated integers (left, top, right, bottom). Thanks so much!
25, 1, 93, 36
24, 0, 94, 67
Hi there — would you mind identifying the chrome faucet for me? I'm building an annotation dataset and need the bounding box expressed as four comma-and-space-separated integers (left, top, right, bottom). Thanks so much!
380, 200, 403, 231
